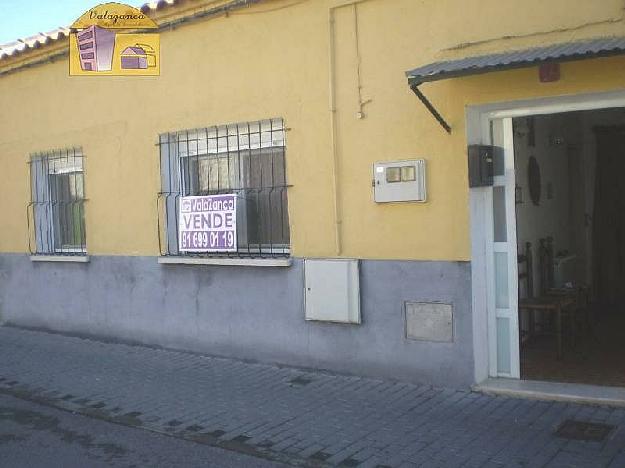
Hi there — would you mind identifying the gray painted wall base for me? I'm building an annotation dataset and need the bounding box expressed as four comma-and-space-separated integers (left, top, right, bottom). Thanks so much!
0, 254, 474, 388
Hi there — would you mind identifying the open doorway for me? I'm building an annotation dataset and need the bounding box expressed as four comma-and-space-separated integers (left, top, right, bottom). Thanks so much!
514, 108, 625, 387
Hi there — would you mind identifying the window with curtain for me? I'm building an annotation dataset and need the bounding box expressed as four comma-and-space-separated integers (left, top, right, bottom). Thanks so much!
158, 118, 290, 258
29, 148, 86, 255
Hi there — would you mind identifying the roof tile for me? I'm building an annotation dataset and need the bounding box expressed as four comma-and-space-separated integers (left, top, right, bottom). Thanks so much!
0, 0, 180, 62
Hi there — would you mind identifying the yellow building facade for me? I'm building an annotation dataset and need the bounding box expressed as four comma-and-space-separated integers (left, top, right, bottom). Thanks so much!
1, 0, 625, 387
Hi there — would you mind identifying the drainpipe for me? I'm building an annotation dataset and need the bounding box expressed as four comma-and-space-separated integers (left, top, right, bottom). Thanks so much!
327, 0, 372, 256
328, 7, 342, 256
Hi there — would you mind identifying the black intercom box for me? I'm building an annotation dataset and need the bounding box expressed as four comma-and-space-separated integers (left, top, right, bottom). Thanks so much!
468, 145, 494, 187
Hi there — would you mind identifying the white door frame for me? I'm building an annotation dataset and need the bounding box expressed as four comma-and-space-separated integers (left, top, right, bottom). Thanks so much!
485, 117, 520, 378
468, 89, 625, 384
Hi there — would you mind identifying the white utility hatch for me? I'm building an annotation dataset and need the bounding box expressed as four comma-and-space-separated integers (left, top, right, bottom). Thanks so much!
373, 159, 427, 203
304, 259, 360, 324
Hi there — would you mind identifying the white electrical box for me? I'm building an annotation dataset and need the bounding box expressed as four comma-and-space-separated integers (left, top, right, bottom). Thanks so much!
304, 259, 360, 324
373, 159, 427, 203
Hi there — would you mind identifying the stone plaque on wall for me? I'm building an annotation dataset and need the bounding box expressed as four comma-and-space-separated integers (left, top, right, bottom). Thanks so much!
405, 302, 453, 343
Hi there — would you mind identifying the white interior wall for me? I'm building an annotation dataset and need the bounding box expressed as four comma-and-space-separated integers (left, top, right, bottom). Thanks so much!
514, 113, 581, 295
515, 112, 586, 336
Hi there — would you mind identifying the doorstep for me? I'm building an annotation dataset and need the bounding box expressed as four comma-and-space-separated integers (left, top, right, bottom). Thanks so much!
474, 378, 625, 407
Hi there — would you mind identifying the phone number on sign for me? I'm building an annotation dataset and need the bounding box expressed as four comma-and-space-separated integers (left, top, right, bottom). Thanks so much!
180, 230, 235, 250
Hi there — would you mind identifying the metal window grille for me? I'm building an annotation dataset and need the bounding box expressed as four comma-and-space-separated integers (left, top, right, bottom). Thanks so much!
157, 118, 290, 258
28, 148, 87, 255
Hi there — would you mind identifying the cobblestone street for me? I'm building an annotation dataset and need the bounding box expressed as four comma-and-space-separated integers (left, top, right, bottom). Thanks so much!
0, 326, 624, 467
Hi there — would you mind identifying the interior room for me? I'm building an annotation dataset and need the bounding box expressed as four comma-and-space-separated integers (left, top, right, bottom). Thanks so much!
515, 107, 625, 387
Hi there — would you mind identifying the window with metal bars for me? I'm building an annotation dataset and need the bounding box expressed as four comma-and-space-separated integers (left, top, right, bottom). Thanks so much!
28, 148, 87, 255
158, 118, 290, 258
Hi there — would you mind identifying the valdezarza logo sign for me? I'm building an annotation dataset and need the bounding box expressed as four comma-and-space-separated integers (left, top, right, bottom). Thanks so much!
69, 2, 160, 76
178, 195, 238, 252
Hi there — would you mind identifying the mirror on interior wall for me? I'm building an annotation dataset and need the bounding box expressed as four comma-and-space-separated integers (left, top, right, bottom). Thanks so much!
528, 156, 541, 206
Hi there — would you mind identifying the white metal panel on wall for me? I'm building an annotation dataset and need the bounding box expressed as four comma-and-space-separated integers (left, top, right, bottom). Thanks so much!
304, 259, 361, 323
373, 159, 427, 203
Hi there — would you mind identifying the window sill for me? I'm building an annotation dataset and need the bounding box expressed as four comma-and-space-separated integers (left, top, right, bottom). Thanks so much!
158, 256, 292, 267
30, 255, 89, 263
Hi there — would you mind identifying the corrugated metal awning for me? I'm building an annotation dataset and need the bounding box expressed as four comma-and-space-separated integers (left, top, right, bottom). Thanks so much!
404, 37, 625, 134
406, 36, 625, 86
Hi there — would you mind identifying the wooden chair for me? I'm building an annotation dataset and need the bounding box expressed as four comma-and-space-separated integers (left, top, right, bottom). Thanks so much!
541, 237, 591, 346
518, 240, 577, 359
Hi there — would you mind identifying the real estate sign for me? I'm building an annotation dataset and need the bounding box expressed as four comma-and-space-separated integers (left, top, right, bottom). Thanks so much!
178, 194, 237, 252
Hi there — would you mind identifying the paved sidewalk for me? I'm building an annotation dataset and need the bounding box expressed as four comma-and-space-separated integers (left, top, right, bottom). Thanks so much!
0, 327, 624, 467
